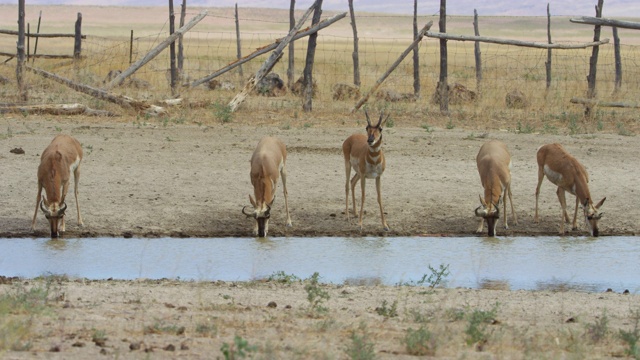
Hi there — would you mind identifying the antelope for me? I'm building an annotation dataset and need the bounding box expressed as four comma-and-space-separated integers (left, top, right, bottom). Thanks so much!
31, 134, 84, 238
534, 143, 606, 237
342, 110, 389, 231
474, 140, 517, 236
242, 137, 292, 237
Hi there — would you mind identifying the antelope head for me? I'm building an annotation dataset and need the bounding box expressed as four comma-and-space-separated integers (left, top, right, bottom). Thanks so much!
364, 110, 389, 146
583, 197, 606, 237
40, 197, 67, 238
475, 195, 500, 237
242, 195, 274, 237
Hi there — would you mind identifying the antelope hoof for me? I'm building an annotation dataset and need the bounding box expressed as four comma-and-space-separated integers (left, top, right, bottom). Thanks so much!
572, 226, 578, 231
383, 226, 390, 231
286, 222, 292, 228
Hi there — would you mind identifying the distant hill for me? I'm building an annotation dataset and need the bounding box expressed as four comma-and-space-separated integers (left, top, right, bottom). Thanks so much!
2, 0, 639, 17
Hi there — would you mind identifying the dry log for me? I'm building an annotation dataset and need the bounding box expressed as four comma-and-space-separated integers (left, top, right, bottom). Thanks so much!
570, 97, 640, 108
0, 103, 118, 116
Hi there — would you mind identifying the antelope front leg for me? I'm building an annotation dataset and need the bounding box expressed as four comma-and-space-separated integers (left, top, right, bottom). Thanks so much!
358, 177, 366, 230
350, 173, 360, 219
476, 218, 485, 233
31, 184, 43, 231
534, 167, 544, 223
571, 196, 579, 231
556, 187, 568, 235
376, 177, 389, 231
344, 160, 352, 220
507, 184, 518, 226
74, 166, 83, 226
280, 167, 292, 227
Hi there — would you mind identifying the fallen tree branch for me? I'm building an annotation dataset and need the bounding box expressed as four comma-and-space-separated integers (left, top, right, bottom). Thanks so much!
571, 97, 640, 108
0, 103, 119, 116
570, 16, 640, 30
425, 31, 609, 49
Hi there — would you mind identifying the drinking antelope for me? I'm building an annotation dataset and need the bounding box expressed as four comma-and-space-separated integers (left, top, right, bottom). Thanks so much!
31, 134, 84, 238
242, 137, 292, 237
534, 143, 606, 236
342, 110, 389, 231
474, 140, 517, 236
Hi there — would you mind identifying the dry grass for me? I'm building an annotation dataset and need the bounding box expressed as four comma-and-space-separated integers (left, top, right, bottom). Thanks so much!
0, 5, 639, 134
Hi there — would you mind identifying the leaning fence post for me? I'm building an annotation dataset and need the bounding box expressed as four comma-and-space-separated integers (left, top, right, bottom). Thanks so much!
545, 4, 552, 91
348, 0, 360, 87
302, 0, 322, 112
32, 10, 42, 64
235, 3, 244, 80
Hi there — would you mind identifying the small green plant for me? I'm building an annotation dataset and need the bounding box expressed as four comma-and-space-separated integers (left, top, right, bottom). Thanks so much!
344, 322, 375, 360
195, 322, 217, 337
619, 309, 640, 359
463, 132, 476, 140
585, 310, 609, 344
465, 303, 499, 347
375, 300, 398, 318
596, 120, 604, 131
83, 144, 93, 156
91, 329, 108, 346
54, 126, 62, 132
617, 122, 634, 136
417, 264, 450, 289
446, 119, 455, 129
516, 121, 535, 134
385, 117, 395, 128
144, 320, 185, 335
221, 335, 257, 360
303, 122, 313, 128
568, 116, 579, 135
280, 122, 291, 130
304, 272, 330, 316
404, 326, 435, 356
421, 124, 434, 133
267, 271, 300, 284
213, 102, 233, 123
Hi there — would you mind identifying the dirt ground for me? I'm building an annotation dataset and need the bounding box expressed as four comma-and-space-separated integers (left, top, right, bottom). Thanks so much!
1, 112, 638, 239
1, 112, 639, 359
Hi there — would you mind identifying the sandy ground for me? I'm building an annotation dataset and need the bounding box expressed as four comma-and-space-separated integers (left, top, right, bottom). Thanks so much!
1, 114, 637, 239
1, 113, 639, 358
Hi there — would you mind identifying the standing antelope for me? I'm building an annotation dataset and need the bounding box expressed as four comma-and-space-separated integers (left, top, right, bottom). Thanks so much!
474, 140, 517, 236
242, 137, 292, 237
31, 134, 84, 238
534, 143, 606, 237
343, 110, 389, 231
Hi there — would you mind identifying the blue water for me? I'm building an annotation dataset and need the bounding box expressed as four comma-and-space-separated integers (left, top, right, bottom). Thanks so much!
0, 236, 638, 293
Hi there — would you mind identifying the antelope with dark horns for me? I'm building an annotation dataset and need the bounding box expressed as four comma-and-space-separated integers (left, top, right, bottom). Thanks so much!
342, 110, 389, 231
474, 140, 517, 236
534, 143, 606, 236
31, 134, 84, 238
242, 137, 292, 237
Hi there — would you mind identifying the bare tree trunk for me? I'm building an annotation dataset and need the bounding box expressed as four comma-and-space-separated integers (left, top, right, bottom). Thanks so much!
412, 0, 420, 98
473, 9, 482, 96
169, 0, 177, 95
348, 0, 360, 87
545, 3, 552, 91
17, 0, 27, 102
302, 0, 322, 112
437, 0, 448, 113
613, 26, 621, 93
235, 3, 244, 79
287, 0, 295, 89
585, 0, 604, 118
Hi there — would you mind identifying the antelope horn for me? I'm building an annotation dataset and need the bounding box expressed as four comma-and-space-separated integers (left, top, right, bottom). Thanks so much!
364, 108, 371, 126
376, 111, 385, 127
40, 199, 50, 215
242, 206, 255, 218
59, 202, 67, 214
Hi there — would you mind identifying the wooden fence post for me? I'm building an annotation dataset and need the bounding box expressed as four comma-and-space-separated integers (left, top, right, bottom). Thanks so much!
412, 0, 420, 98
169, 0, 177, 94
585, 0, 604, 118
437, 0, 448, 113
17, 0, 27, 101
473, 9, 482, 95
287, 0, 295, 89
235, 3, 244, 79
613, 26, 621, 93
32, 10, 42, 64
74, 13, 82, 59
178, 0, 186, 74
545, 4, 552, 91
302, 0, 322, 112
129, 30, 134, 64
348, 0, 360, 87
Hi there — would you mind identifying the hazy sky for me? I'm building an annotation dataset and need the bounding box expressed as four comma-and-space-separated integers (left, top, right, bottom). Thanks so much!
1, 0, 637, 17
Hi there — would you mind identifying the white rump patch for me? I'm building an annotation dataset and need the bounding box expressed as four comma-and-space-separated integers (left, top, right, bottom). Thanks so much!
543, 165, 563, 185
69, 155, 81, 174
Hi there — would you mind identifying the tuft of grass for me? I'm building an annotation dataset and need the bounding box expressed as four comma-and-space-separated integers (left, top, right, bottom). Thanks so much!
213, 102, 233, 123
619, 309, 640, 359
144, 320, 185, 335
585, 310, 609, 344
465, 303, 499, 347
195, 322, 217, 337
516, 121, 535, 134
421, 124, 434, 133
267, 271, 300, 284
616, 122, 635, 136
399, 264, 450, 290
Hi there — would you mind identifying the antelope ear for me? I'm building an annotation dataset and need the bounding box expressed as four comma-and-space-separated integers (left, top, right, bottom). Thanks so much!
249, 195, 257, 208
595, 197, 606, 209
